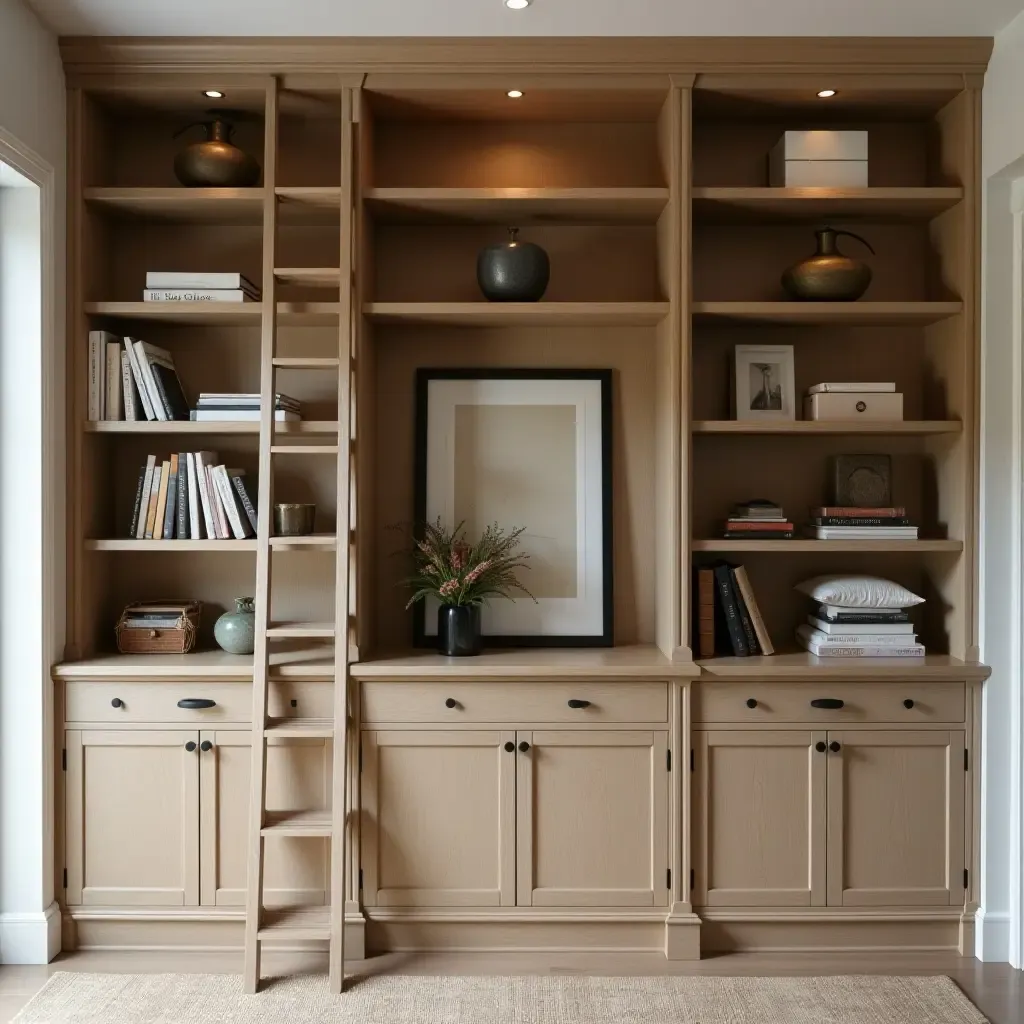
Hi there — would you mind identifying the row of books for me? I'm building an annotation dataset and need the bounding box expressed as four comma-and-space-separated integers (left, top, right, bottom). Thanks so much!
143, 272, 261, 304
694, 562, 774, 658
130, 452, 257, 541
805, 506, 918, 541
191, 393, 302, 423
796, 604, 924, 658
89, 332, 189, 422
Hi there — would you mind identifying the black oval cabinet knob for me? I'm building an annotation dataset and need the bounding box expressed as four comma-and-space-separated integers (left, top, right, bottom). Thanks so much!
815, 741, 827, 753
177, 698, 216, 710
856, 400, 867, 413
829, 741, 842, 752
504, 741, 515, 753
904, 698, 915, 709
810, 698, 845, 710
445, 698, 458, 709
111, 697, 124, 708
200, 740, 213, 752
746, 698, 758, 709
567, 699, 591, 709
519, 741, 531, 753
184, 741, 197, 752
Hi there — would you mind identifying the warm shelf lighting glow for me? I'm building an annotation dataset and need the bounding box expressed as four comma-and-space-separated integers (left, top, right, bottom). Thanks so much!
507, 90, 524, 99
817, 89, 837, 98
203, 90, 225, 99
505, 0, 531, 8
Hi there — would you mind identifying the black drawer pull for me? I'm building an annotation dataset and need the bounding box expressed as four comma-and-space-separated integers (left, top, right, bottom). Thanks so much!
111, 698, 124, 709
567, 699, 591, 709
815, 741, 827, 753
810, 698, 845, 710
177, 698, 216, 710
904, 698, 915, 709
746, 698, 758, 709
445, 697, 459, 709
829, 740, 842, 752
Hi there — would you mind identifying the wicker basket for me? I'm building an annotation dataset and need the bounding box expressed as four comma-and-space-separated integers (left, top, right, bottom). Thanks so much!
116, 602, 201, 655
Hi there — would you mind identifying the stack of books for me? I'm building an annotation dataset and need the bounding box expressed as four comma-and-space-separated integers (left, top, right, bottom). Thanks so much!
796, 604, 924, 658
191, 393, 302, 423
693, 561, 774, 658
805, 506, 918, 541
89, 333, 189, 422
129, 452, 258, 541
144, 272, 261, 304
724, 499, 793, 539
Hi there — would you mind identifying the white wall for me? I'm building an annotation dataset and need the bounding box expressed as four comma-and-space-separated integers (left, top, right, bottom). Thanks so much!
980, 6, 1024, 968
0, 0, 65, 963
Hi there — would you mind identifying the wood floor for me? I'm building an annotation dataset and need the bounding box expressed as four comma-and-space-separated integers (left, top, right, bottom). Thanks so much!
0, 950, 1020, 1022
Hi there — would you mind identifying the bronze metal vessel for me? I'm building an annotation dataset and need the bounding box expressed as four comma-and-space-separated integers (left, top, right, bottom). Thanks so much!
782, 227, 875, 301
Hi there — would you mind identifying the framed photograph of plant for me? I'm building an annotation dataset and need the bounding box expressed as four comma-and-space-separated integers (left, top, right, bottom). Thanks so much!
414, 368, 613, 647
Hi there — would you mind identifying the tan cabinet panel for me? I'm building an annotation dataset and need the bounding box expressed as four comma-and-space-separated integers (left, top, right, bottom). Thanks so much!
694, 731, 826, 908
826, 730, 965, 907
516, 730, 668, 908
199, 731, 332, 907
65, 730, 199, 907
362, 731, 515, 908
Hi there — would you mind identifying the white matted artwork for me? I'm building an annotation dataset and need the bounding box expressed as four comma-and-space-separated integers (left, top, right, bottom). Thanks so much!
734, 344, 796, 420
415, 369, 613, 646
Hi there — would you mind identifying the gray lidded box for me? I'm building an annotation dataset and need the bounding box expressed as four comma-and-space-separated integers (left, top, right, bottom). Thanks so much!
769, 130, 868, 187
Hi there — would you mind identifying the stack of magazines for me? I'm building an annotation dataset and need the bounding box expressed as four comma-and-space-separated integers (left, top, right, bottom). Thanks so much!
191, 393, 301, 423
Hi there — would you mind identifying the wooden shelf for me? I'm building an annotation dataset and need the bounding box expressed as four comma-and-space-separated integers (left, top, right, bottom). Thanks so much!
364, 187, 670, 225
269, 534, 337, 549
692, 301, 962, 326
85, 539, 257, 551
85, 301, 340, 326
691, 187, 963, 224
693, 420, 962, 436
85, 420, 338, 435
692, 539, 963, 553
274, 268, 341, 288
365, 302, 670, 327
697, 651, 990, 682
84, 187, 266, 224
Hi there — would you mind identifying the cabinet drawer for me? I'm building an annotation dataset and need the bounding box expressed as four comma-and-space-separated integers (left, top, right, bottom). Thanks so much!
360, 681, 668, 725
694, 681, 965, 725
64, 681, 333, 724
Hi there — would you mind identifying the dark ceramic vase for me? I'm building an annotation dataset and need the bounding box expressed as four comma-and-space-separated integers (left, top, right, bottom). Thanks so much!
438, 604, 482, 657
173, 117, 261, 188
477, 227, 550, 302
781, 227, 875, 301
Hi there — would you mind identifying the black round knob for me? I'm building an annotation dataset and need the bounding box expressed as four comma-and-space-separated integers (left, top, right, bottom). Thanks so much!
185, 741, 197, 752
904, 698, 915, 709
445, 698, 458, 709
111, 698, 124, 708
519, 741, 531, 752
200, 740, 213, 752
504, 741, 515, 753
856, 400, 867, 413
567, 699, 591, 709
746, 698, 758, 709
829, 741, 841, 752
815, 741, 827, 753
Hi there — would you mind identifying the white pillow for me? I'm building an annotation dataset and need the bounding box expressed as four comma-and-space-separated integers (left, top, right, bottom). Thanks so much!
795, 574, 924, 609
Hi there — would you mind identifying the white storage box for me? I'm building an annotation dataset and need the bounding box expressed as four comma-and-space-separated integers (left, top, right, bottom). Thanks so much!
769, 130, 868, 187
804, 391, 903, 421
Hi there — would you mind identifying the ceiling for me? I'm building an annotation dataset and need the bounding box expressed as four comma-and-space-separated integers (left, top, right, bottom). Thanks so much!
26, 0, 1024, 38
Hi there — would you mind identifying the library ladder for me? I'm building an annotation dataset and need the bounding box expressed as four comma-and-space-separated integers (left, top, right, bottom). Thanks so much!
243, 78, 357, 994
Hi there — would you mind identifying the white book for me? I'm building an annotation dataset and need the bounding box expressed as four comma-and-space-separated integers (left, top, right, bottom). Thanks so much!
798, 639, 926, 659
807, 382, 896, 395
133, 340, 180, 421
136, 455, 157, 539
806, 526, 919, 540
194, 451, 219, 539
190, 410, 301, 422
213, 465, 253, 539
121, 352, 139, 421
800, 624, 916, 646
186, 453, 203, 540
123, 338, 156, 421
105, 342, 123, 421
143, 289, 255, 303
207, 465, 230, 539
809, 616, 915, 636
145, 272, 260, 293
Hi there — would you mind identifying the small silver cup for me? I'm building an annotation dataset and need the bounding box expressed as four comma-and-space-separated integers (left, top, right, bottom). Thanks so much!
273, 503, 316, 536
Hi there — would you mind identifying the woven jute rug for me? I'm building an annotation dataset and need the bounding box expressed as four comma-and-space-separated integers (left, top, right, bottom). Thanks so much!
12, 972, 988, 1024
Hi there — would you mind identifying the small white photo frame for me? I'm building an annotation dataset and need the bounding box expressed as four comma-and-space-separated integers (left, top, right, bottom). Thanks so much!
734, 344, 796, 421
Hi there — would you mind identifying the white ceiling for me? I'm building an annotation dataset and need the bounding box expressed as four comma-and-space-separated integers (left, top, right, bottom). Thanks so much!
26, 0, 1024, 38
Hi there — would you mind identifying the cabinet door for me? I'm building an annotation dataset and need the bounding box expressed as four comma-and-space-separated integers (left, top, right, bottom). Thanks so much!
362, 730, 515, 907
826, 730, 965, 907
65, 730, 199, 906
693, 731, 826, 907
198, 731, 332, 907
516, 730, 668, 908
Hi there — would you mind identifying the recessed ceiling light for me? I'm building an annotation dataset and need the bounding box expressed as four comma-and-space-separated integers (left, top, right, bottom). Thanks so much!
507, 90, 524, 99
203, 90, 224, 99
505, 0, 531, 9
817, 89, 837, 98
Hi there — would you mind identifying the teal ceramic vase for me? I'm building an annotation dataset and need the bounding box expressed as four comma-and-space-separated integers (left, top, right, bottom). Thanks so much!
214, 597, 256, 655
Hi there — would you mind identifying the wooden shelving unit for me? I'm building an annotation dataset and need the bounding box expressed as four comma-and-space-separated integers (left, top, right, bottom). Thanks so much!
691, 301, 962, 326
692, 539, 963, 553
365, 301, 670, 327
693, 420, 962, 435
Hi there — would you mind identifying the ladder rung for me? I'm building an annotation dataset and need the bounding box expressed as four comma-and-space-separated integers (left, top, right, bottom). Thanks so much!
271, 357, 341, 369
267, 621, 336, 639
270, 534, 337, 550
261, 810, 332, 837
257, 906, 330, 941
270, 445, 340, 455
274, 268, 341, 288
265, 718, 334, 738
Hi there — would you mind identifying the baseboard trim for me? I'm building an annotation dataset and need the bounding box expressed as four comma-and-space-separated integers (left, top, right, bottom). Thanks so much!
0, 901, 61, 963
974, 908, 1011, 962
